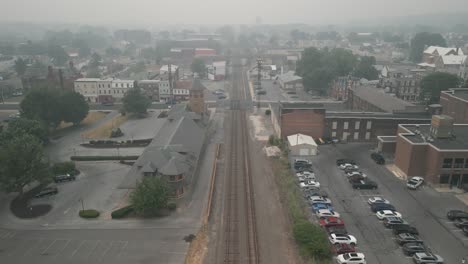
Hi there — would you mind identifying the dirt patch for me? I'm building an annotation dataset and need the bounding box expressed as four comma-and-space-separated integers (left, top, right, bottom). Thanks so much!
57, 111, 108, 129
184, 225, 208, 264
10, 187, 52, 218
82, 114, 128, 139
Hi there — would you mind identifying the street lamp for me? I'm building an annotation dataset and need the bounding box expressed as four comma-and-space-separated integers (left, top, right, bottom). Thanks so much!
78, 198, 84, 211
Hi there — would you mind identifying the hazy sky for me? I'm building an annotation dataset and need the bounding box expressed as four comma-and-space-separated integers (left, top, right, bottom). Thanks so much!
2, 0, 468, 25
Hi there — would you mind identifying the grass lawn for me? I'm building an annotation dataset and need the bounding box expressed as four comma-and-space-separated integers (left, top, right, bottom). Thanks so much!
81, 114, 128, 139
57, 111, 108, 130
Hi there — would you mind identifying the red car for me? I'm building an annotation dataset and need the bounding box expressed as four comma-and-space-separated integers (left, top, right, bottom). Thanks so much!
331, 243, 356, 255
319, 216, 345, 228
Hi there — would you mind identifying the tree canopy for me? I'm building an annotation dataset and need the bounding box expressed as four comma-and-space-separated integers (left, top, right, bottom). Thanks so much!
191, 58, 207, 78
14, 58, 27, 76
3, 118, 48, 144
130, 177, 170, 217
122, 88, 151, 115
410, 32, 446, 62
47, 45, 69, 66
353, 56, 379, 80
0, 133, 50, 195
420, 72, 460, 104
60, 91, 89, 125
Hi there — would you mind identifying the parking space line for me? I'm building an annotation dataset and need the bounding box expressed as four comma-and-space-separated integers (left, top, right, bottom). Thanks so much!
41, 239, 58, 255
116, 241, 128, 257
71, 240, 85, 257
52, 239, 70, 259
98, 241, 114, 262
23, 238, 42, 256
86, 240, 101, 258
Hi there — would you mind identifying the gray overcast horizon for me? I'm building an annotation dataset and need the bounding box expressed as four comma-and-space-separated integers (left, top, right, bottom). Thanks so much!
1, 0, 468, 25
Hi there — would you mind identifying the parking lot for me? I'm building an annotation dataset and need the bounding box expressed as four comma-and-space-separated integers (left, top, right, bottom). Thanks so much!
303, 143, 468, 264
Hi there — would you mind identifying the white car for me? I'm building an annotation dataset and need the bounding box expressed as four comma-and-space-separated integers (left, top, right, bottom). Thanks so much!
407, 176, 424, 190
340, 163, 359, 170
376, 210, 402, 220
329, 233, 357, 246
367, 197, 390, 205
412, 252, 443, 264
308, 196, 332, 204
297, 176, 306, 183
316, 209, 340, 218
305, 180, 320, 188
296, 171, 315, 178
336, 253, 366, 264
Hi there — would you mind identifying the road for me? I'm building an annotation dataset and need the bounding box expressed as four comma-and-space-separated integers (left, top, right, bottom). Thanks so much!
310, 143, 468, 264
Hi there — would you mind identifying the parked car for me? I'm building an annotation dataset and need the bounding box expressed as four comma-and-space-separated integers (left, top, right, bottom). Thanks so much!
340, 163, 359, 170
344, 167, 361, 174
336, 253, 366, 264
336, 159, 356, 166
53, 173, 76, 183
316, 209, 340, 218
331, 243, 356, 255
412, 252, 444, 264
407, 177, 424, 190
218, 95, 227, 99
296, 171, 315, 178
352, 179, 378, 190
304, 180, 320, 188
396, 233, 423, 245
34, 186, 58, 198
303, 190, 328, 199
447, 210, 468, 221
294, 158, 311, 165
346, 171, 365, 177
393, 225, 419, 235
294, 163, 313, 170
348, 174, 366, 183
311, 203, 333, 213
376, 210, 402, 220
463, 227, 468, 236
454, 220, 468, 229
319, 216, 344, 228
367, 197, 390, 205
308, 196, 332, 205
326, 226, 347, 235
256, 90, 266, 95
370, 203, 396, 213
329, 233, 357, 246
370, 152, 385, 164
383, 217, 406, 228
402, 242, 426, 256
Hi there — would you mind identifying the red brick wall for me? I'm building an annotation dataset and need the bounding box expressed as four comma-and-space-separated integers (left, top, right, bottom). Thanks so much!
281, 109, 325, 139
440, 93, 468, 123
395, 135, 428, 176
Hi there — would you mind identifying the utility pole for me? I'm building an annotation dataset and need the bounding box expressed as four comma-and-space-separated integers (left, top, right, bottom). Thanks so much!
256, 57, 262, 109
168, 63, 173, 105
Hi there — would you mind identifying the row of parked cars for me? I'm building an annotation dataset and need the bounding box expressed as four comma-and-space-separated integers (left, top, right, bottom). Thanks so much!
337, 159, 378, 190
34, 173, 76, 198
293, 159, 368, 264
447, 210, 468, 237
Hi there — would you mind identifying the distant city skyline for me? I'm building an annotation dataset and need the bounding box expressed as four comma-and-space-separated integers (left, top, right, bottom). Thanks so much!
1, 0, 468, 26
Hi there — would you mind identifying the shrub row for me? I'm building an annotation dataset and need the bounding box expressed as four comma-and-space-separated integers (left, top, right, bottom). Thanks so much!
52, 161, 76, 175
167, 202, 177, 210
79, 209, 100, 218
88, 139, 151, 145
111, 205, 134, 219
70, 155, 139, 161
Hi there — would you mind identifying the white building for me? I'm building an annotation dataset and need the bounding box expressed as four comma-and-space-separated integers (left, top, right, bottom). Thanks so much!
207, 61, 226, 81
160, 65, 179, 76
278, 71, 303, 90
159, 80, 171, 102
112, 79, 134, 98
74, 78, 134, 102
74, 78, 100, 102
287, 133, 318, 156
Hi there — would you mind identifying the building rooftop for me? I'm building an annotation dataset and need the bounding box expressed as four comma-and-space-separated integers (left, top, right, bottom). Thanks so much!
350, 85, 415, 113
441, 88, 468, 101
287, 133, 317, 147
326, 111, 430, 120
400, 124, 468, 150
440, 55, 467, 65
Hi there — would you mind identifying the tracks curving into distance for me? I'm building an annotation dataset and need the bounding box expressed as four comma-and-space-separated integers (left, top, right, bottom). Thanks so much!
222, 64, 259, 264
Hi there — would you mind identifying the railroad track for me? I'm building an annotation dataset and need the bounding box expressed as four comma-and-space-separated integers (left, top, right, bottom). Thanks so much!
222, 66, 259, 264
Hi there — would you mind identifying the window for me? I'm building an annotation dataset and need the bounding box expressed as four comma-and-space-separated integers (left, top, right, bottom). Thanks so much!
332, 121, 337, 130
465, 158, 468, 168
366, 121, 372, 129
108, 90, 111, 94
442, 158, 453, 168
331, 131, 336, 137
354, 132, 359, 140
344, 122, 349, 130
440, 174, 450, 184
169, 175, 176, 181
454, 158, 464, 168
108, 84, 110, 88
99, 90, 101, 94
103, 90, 106, 94
127, 83, 129, 88
355, 121, 360, 129
365, 132, 371, 140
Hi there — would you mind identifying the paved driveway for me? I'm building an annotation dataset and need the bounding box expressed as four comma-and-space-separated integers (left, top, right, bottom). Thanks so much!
311, 143, 467, 264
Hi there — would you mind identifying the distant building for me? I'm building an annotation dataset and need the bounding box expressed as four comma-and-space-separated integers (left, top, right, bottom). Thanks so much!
422, 46, 464, 64
74, 78, 134, 102
137, 80, 160, 101
440, 88, 468, 123
158, 80, 171, 102
278, 71, 302, 90
331, 76, 360, 101
379, 65, 425, 102
189, 79, 206, 114
287, 133, 318, 156
194, 48, 216, 57
207, 61, 226, 81
160, 65, 179, 81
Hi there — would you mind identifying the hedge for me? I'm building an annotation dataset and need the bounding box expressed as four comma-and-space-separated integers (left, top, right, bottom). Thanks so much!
70, 155, 139, 161
79, 209, 100, 218
167, 202, 177, 210
111, 205, 134, 219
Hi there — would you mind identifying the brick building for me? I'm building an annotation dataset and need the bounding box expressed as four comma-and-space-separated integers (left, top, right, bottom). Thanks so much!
331, 76, 360, 101
389, 115, 468, 189
440, 88, 468, 123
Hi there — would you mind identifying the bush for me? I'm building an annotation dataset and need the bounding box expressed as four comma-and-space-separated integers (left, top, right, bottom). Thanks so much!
167, 202, 177, 210
79, 209, 100, 219
111, 205, 134, 219
131, 177, 169, 217
265, 109, 271, 116
293, 220, 331, 260
52, 161, 76, 175
70, 155, 139, 161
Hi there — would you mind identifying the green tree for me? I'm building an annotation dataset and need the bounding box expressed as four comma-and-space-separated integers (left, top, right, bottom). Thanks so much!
122, 88, 151, 115
4, 118, 48, 144
60, 91, 89, 125
20, 89, 62, 127
89, 52, 102, 68
47, 45, 69, 66
420, 72, 460, 103
353, 56, 379, 80
0, 134, 50, 196
293, 220, 331, 260
14, 58, 27, 76
410, 32, 447, 62
130, 177, 169, 216
191, 58, 206, 78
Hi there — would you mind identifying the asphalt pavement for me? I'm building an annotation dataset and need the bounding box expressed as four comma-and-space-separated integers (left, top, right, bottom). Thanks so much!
310, 143, 468, 264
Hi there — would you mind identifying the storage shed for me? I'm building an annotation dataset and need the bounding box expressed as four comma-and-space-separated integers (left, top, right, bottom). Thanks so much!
287, 133, 318, 156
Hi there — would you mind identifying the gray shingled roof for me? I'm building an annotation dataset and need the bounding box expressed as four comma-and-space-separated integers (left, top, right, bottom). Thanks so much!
350, 85, 414, 113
